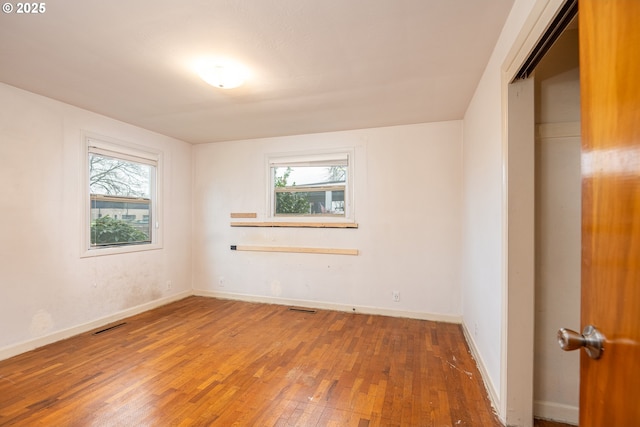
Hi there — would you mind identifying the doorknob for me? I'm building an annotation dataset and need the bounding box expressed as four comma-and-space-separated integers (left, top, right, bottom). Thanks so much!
557, 325, 605, 359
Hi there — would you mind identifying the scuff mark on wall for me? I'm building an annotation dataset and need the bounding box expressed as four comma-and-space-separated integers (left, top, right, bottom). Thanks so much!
123, 282, 162, 309
270, 279, 282, 297
30, 310, 54, 337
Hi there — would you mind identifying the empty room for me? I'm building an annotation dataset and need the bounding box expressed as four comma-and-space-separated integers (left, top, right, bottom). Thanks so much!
1, 1, 638, 426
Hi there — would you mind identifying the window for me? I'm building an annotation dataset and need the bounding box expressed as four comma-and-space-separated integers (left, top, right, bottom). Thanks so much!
268, 151, 352, 219
84, 135, 161, 255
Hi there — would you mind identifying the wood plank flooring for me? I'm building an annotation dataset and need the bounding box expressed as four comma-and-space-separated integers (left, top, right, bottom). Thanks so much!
533, 420, 576, 427
0, 296, 502, 426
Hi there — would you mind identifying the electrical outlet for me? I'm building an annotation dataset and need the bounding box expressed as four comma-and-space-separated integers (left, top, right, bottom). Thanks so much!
392, 291, 400, 302
166, 280, 172, 290
219, 277, 225, 287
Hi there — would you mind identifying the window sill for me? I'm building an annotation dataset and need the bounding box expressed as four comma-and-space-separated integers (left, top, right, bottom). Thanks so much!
81, 242, 162, 258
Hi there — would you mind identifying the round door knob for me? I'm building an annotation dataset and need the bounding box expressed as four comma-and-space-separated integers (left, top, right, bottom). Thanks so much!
557, 325, 605, 360
557, 328, 585, 351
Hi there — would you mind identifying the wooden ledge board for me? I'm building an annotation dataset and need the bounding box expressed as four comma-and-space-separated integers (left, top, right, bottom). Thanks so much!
230, 213, 257, 218
230, 221, 358, 229
231, 245, 358, 256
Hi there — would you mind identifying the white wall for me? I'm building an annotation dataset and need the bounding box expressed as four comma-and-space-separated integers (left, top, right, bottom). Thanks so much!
0, 83, 193, 359
461, 0, 557, 422
462, 0, 534, 404
461, 68, 505, 403
192, 121, 463, 320
533, 27, 581, 424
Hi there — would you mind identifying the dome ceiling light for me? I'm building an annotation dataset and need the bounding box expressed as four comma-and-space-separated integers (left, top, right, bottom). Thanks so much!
196, 59, 248, 90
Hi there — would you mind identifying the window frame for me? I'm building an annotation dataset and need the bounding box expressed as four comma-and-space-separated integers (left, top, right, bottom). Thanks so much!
266, 149, 354, 222
81, 133, 163, 257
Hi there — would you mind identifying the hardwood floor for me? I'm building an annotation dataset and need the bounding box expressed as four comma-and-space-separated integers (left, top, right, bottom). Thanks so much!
0, 296, 502, 426
534, 419, 576, 427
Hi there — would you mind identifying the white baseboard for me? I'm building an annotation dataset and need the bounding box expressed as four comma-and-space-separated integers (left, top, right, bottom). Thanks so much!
534, 400, 578, 425
193, 289, 463, 324
461, 321, 503, 424
0, 291, 191, 362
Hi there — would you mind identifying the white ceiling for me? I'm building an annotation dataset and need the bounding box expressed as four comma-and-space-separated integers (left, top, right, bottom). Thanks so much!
0, 0, 514, 144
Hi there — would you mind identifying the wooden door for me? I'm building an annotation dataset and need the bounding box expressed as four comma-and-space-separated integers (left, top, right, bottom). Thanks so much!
579, 0, 640, 426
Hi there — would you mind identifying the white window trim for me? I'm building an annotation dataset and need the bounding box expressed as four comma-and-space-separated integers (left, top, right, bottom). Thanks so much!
81, 132, 163, 258
266, 148, 355, 222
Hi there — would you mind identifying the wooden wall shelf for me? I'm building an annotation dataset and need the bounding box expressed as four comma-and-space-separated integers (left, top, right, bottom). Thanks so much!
230, 221, 358, 229
230, 245, 358, 256
230, 213, 258, 219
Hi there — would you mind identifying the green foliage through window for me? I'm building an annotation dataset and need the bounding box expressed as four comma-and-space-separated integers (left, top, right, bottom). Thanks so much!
274, 167, 311, 215
90, 216, 149, 246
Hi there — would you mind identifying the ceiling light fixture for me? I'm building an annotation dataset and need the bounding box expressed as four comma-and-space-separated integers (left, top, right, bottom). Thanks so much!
196, 59, 248, 90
